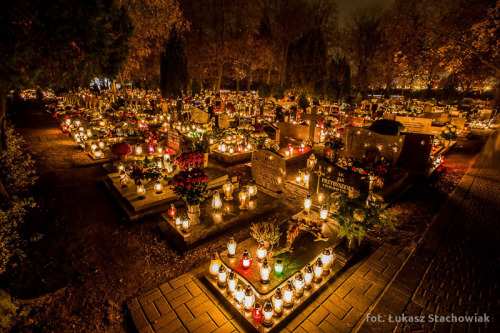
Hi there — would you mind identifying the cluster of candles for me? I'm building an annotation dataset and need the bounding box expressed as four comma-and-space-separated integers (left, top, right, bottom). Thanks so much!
217, 142, 253, 155
209, 245, 335, 327
303, 193, 329, 220
90, 140, 105, 158
295, 170, 310, 187
215, 180, 257, 211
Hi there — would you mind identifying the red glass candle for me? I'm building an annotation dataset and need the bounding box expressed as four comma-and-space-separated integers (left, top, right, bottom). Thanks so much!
253, 303, 262, 321
241, 249, 252, 269
167, 204, 177, 218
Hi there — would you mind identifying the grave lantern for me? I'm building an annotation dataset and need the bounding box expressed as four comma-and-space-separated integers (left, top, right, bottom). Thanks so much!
227, 237, 237, 257
253, 303, 262, 321
243, 285, 255, 311
212, 190, 223, 211
227, 271, 237, 293
98, 140, 105, 149
157, 160, 163, 170
303, 171, 310, 187
175, 217, 181, 227
229, 147, 234, 154
294, 271, 305, 297
274, 260, 283, 275
260, 259, 270, 284
273, 288, 283, 316
167, 204, 177, 218
220, 143, 226, 153
136, 180, 146, 199
304, 264, 313, 289
234, 284, 244, 304
307, 154, 316, 169
94, 149, 103, 158
154, 180, 163, 194
320, 204, 328, 220
304, 193, 312, 213
91, 142, 98, 151
209, 138, 214, 144
314, 258, 324, 282
239, 187, 250, 210
157, 147, 163, 154
257, 241, 267, 261
75, 120, 81, 126
135, 144, 142, 155
163, 153, 170, 162
217, 265, 227, 288
223, 179, 234, 201
247, 181, 257, 197
322, 247, 333, 274
262, 300, 274, 327
209, 252, 221, 277
283, 281, 294, 308
181, 216, 190, 232
118, 163, 124, 173
241, 249, 252, 269
119, 171, 128, 188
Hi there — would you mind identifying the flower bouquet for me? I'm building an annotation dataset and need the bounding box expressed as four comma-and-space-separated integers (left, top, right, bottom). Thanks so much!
111, 142, 132, 160
441, 123, 458, 141
170, 168, 208, 206
174, 151, 205, 170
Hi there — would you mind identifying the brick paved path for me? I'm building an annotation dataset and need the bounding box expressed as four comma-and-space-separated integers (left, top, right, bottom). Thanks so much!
358, 131, 500, 333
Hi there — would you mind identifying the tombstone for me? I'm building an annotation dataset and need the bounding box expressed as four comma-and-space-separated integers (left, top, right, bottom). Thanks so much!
397, 133, 434, 173
395, 116, 432, 134
345, 127, 405, 165
383, 113, 396, 121
479, 109, 492, 121
309, 159, 369, 206
190, 107, 210, 123
218, 114, 230, 128
251, 150, 286, 192
261, 121, 280, 144
351, 116, 365, 127
167, 128, 181, 151
450, 117, 466, 130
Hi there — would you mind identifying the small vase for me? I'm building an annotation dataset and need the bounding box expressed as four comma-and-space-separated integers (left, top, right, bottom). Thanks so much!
346, 237, 358, 253
187, 204, 201, 225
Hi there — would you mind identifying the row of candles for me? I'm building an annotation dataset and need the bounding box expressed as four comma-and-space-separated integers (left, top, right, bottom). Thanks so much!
209, 244, 335, 327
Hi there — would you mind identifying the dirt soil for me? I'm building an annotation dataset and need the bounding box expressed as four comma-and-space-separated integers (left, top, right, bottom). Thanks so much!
0, 104, 486, 332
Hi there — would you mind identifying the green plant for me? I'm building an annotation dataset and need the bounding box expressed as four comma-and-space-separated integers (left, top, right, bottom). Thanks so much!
250, 222, 281, 250
330, 190, 395, 245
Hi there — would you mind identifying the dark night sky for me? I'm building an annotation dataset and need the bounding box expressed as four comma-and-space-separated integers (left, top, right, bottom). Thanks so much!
337, 0, 395, 26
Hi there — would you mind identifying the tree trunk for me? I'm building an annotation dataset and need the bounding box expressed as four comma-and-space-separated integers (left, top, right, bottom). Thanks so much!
266, 67, 271, 85
280, 46, 288, 85
216, 63, 223, 92
492, 81, 500, 110
0, 87, 7, 152
236, 75, 240, 95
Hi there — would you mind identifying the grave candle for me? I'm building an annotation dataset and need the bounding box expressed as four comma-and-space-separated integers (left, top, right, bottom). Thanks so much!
154, 180, 163, 194
234, 285, 244, 304
168, 204, 177, 218
91, 142, 97, 151
274, 260, 283, 275
241, 250, 252, 269
118, 163, 124, 173
303, 171, 310, 187
227, 237, 237, 257
294, 271, 305, 297
181, 216, 190, 232
304, 193, 312, 213
322, 247, 333, 274
209, 252, 221, 277
212, 190, 222, 211
273, 288, 283, 316
243, 286, 255, 311
314, 258, 324, 282
175, 217, 181, 227
283, 281, 294, 308
136, 180, 146, 199
98, 141, 105, 149
119, 171, 128, 188
257, 241, 267, 261
94, 150, 102, 158
262, 300, 274, 326
217, 265, 227, 287
320, 204, 328, 220
260, 259, 270, 284
227, 271, 237, 293
253, 303, 262, 321
247, 181, 257, 197
304, 264, 313, 289
239, 187, 250, 210
135, 144, 142, 155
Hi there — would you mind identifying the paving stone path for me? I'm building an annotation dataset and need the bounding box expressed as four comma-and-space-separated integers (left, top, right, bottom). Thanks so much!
358, 130, 500, 333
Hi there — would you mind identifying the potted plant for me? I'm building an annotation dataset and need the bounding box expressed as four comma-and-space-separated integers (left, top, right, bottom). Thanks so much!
440, 123, 458, 146
170, 168, 208, 224
111, 142, 132, 160
330, 190, 395, 251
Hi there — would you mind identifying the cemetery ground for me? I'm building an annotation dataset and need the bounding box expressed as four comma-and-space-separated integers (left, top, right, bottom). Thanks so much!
1, 103, 489, 332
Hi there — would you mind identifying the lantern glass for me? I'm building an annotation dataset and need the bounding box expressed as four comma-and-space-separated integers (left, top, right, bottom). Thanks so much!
212, 190, 222, 210
273, 288, 283, 312
241, 250, 252, 269
209, 252, 221, 276
260, 259, 270, 283
322, 248, 333, 269
263, 300, 274, 320
136, 181, 146, 198
304, 193, 311, 212
304, 264, 313, 286
155, 180, 163, 194
227, 237, 237, 257
223, 180, 234, 201
181, 216, 190, 232
243, 286, 255, 311
274, 260, 283, 275
304, 171, 310, 187
228, 271, 237, 293
257, 241, 267, 261
320, 204, 328, 219
135, 144, 142, 155
253, 303, 262, 321
247, 181, 257, 197
314, 258, 324, 278
235, 285, 244, 303
283, 281, 294, 305
218, 265, 227, 284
